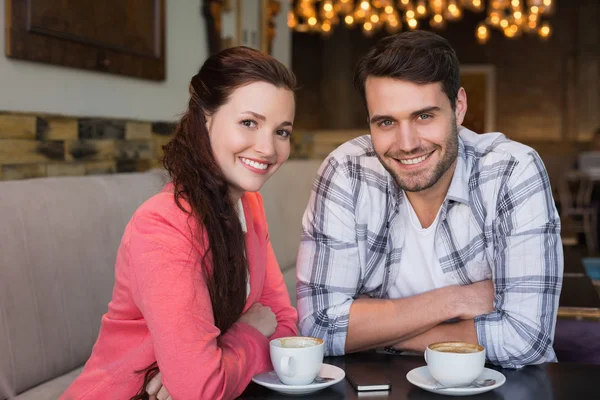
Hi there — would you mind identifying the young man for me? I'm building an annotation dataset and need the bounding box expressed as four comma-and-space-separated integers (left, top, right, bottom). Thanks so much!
296, 31, 563, 369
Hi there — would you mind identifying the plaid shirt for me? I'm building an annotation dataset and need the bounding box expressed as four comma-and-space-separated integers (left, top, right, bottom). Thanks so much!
296, 128, 563, 368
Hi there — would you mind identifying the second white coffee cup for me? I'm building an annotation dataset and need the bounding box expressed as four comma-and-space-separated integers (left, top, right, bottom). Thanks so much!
270, 336, 324, 385
425, 341, 486, 387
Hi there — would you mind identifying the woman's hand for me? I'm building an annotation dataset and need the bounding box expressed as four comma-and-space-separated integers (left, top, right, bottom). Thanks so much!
146, 372, 170, 400
237, 303, 277, 337
145, 303, 277, 399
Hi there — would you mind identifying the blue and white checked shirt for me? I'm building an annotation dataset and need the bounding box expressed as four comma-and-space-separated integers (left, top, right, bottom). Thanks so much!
297, 128, 563, 368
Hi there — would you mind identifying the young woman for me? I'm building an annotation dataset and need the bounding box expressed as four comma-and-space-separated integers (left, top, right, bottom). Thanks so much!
61, 46, 298, 400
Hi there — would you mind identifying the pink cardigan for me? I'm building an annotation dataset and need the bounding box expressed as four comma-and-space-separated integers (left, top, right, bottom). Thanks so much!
62, 187, 298, 399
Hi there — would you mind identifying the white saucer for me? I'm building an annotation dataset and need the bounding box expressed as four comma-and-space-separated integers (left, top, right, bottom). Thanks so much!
406, 366, 506, 396
252, 363, 345, 395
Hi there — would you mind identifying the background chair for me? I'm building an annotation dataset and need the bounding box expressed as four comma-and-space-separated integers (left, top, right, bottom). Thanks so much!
557, 170, 598, 255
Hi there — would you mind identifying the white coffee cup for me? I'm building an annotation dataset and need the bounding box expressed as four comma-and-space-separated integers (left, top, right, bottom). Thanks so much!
424, 341, 486, 387
270, 336, 324, 385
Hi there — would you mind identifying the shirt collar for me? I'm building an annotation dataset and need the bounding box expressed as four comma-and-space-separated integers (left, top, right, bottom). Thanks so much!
446, 134, 470, 206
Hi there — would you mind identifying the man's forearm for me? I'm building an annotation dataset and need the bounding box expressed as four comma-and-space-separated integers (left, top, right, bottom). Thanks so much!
345, 286, 465, 353
392, 319, 478, 352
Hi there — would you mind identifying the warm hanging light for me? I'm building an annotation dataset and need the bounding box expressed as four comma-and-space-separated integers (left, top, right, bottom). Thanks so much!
476, 22, 490, 43
385, 15, 402, 33
430, 13, 446, 30
288, 0, 554, 42
471, 0, 484, 11
445, 1, 462, 21
538, 22, 552, 38
415, 0, 428, 17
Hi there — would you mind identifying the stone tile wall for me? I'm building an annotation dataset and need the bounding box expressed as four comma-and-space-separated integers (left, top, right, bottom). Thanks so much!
0, 112, 177, 180
0, 111, 333, 181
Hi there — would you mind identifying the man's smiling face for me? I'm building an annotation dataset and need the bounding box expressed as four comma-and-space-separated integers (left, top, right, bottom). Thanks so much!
366, 77, 464, 193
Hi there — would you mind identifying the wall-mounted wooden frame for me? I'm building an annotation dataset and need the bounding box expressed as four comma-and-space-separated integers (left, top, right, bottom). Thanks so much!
4, 0, 166, 81
203, 0, 280, 55
261, 0, 281, 55
236, 0, 280, 54
203, 0, 224, 55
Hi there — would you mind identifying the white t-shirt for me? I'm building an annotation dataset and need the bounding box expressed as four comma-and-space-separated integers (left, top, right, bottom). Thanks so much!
387, 196, 452, 298
236, 199, 251, 299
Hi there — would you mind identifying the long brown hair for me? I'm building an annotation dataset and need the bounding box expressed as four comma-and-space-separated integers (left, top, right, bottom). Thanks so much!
130, 46, 296, 400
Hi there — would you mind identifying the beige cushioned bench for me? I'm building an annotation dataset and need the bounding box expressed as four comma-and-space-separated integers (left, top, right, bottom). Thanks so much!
0, 159, 321, 399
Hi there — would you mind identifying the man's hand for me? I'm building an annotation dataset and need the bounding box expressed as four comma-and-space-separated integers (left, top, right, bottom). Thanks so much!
146, 372, 170, 400
387, 281, 494, 353
456, 280, 495, 320
237, 303, 277, 337
391, 319, 479, 353
345, 279, 495, 354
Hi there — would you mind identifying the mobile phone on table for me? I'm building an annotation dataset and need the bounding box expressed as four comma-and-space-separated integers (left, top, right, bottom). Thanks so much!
346, 363, 392, 392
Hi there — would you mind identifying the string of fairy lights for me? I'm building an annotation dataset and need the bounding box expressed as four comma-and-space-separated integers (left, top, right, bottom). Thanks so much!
288, 0, 554, 43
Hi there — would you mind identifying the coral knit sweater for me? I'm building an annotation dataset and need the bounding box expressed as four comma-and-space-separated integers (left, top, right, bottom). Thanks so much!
61, 186, 298, 399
